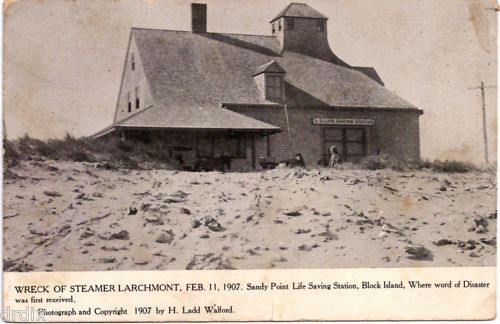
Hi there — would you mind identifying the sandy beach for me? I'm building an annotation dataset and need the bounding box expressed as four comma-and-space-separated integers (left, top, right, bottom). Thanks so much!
3, 160, 496, 271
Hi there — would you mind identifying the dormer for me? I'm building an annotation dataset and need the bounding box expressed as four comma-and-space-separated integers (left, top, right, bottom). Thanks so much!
270, 3, 335, 61
253, 61, 286, 103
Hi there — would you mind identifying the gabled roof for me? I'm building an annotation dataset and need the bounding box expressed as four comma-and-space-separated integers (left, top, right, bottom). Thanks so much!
131, 28, 416, 109
254, 60, 286, 76
95, 26, 418, 137
270, 3, 328, 23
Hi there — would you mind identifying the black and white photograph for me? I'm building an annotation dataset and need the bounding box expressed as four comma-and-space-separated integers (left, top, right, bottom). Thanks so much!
3, 0, 497, 276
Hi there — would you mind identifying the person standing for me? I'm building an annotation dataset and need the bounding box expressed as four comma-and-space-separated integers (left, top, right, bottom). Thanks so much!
328, 145, 341, 168
294, 153, 306, 168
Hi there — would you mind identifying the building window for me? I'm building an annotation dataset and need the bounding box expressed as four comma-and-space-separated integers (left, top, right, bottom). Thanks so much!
127, 91, 131, 112
272, 23, 275, 34
197, 137, 213, 157
196, 135, 246, 159
131, 53, 135, 70
135, 87, 140, 109
227, 136, 246, 158
317, 20, 325, 32
237, 137, 246, 158
287, 18, 294, 31
323, 128, 366, 163
266, 75, 283, 100
278, 20, 282, 31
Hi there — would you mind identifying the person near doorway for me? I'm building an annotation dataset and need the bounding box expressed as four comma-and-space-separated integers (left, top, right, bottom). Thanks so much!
328, 145, 341, 168
294, 153, 306, 168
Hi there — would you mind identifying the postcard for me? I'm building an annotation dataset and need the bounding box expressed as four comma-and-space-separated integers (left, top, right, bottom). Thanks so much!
2, 0, 497, 321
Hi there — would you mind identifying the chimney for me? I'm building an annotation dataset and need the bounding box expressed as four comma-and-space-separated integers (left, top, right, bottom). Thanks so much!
191, 3, 207, 33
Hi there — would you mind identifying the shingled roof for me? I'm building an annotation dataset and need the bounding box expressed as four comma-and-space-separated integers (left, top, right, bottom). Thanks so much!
95, 17, 419, 137
131, 28, 416, 109
93, 104, 279, 138
254, 60, 286, 76
116, 105, 280, 131
270, 3, 328, 22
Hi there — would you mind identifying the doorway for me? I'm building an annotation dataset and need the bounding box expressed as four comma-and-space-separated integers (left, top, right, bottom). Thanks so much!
323, 127, 366, 163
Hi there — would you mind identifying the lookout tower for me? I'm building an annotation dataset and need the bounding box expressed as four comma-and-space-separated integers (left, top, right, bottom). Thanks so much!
270, 3, 339, 62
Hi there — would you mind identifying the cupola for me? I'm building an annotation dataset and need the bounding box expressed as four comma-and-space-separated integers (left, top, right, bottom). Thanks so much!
270, 3, 338, 62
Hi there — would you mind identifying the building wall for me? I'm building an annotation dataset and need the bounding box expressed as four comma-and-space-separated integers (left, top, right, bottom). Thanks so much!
123, 128, 259, 172
229, 105, 421, 168
114, 36, 154, 122
253, 74, 267, 102
119, 106, 420, 171
230, 134, 267, 171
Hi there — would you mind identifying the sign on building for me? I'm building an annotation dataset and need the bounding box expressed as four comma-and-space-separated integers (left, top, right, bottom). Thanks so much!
312, 117, 375, 126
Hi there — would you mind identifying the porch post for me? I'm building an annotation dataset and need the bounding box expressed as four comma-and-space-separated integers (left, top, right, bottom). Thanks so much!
251, 135, 256, 169
266, 134, 271, 157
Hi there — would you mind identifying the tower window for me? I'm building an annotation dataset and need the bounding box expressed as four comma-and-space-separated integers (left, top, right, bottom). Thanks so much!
278, 20, 282, 31
135, 87, 140, 109
317, 20, 325, 32
127, 91, 132, 112
266, 75, 283, 100
272, 23, 276, 34
131, 53, 135, 70
287, 18, 294, 31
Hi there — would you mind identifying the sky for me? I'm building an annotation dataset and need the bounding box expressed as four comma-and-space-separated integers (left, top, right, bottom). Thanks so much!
3, 0, 498, 163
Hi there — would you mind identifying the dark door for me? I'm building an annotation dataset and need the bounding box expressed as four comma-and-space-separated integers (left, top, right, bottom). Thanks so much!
323, 128, 366, 163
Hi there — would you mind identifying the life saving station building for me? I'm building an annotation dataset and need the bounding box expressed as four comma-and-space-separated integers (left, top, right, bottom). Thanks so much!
95, 3, 423, 170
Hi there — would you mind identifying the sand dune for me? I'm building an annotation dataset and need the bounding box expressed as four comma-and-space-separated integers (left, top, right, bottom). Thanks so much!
3, 160, 496, 271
